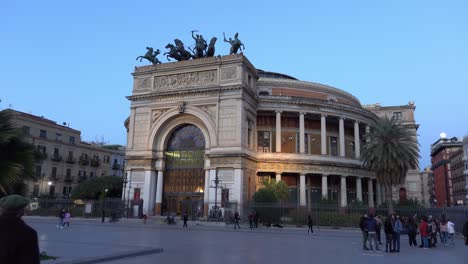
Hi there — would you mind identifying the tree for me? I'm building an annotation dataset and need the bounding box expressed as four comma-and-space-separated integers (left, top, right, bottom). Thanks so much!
261, 179, 289, 202
0, 110, 35, 197
360, 117, 419, 214
71, 176, 122, 200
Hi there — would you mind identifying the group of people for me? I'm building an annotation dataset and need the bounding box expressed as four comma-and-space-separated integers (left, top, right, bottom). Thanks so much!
248, 211, 260, 228
57, 208, 71, 228
360, 212, 467, 253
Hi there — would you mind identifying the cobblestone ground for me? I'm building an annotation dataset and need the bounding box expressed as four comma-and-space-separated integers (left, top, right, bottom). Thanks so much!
26, 217, 468, 264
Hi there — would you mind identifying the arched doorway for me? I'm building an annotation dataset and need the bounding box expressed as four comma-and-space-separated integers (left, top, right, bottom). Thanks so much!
163, 124, 205, 217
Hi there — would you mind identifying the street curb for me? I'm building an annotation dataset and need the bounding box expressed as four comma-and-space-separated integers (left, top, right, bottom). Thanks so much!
50, 247, 163, 264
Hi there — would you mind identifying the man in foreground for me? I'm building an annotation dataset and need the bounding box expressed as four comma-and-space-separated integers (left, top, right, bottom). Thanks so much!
0, 195, 40, 264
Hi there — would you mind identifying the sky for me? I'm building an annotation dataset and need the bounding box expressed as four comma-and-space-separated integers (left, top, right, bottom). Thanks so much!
1, 0, 467, 168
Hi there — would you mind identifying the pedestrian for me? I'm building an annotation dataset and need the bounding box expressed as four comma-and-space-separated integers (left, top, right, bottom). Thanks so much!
384, 217, 394, 252
406, 217, 418, 247
359, 213, 369, 250
447, 219, 455, 245
234, 211, 241, 229
253, 211, 259, 228
248, 211, 254, 228
57, 208, 65, 228
440, 218, 448, 245
183, 211, 188, 229
143, 213, 147, 224
365, 214, 380, 251
462, 220, 468, 246
419, 217, 430, 249
63, 209, 71, 228
430, 218, 438, 247
101, 208, 105, 223
375, 215, 382, 245
392, 214, 403, 252
0, 195, 40, 264
307, 215, 314, 235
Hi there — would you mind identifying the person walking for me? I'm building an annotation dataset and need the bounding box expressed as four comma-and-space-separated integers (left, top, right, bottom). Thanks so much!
392, 214, 403, 253
365, 214, 380, 251
384, 217, 394, 252
307, 215, 314, 235
253, 211, 259, 228
462, 220, 468, 246
375, 215, 382, 245
359, 213, 369, 250
420, 217, 430, 249
447, 219, 455, 245
183, 211, 188, 229
63, 209, 71, 228
439, 218, 448, 245
101, 209, 105, 223
0, 195, 40, 264
248, 211, 254, 228
406, 217, 418, 247
234, 211, 241, 229
57, 208, 65, 228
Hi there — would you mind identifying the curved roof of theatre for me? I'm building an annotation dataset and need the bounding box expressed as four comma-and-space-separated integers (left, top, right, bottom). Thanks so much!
257, 71, 362, 107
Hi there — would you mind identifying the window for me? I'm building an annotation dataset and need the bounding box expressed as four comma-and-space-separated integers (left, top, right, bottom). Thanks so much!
37, 145, 46, 154
330, 136, 338, 156
40, 130, 47, 139
104, 155, 110, 163
296, 132, 309, 154
90, 172, 94, 177
35, 165, 42, 178
52, 167, 57, 178
66, 169, 71, 177
392, 112, 403, 120
49, 185, 55, 196
56, 133, 62, 142
22, 126, 30, 135
33, 185, 39, 197
257, 131, 271, 153
69, 136, 75, 145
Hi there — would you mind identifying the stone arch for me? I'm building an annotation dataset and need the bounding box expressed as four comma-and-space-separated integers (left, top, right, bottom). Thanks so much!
148, 106, 216, 154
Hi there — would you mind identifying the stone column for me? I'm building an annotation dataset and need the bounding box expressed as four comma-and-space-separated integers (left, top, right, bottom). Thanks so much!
368, 178, 374, 207
155, 170, 164, 215
299, 112, 305, 154
376, 181, 382, 206
204, 170, 210, 216
341, 175, 347, 207
142, 170, 157, 216
354, 121, 360, 159
321, 174, 328, 198
339, 117, 345, 157
321, 114, 327, 155
300, 174, 306, 206
356, 176, 363, 202
276, 173, 282, 182
365, 125, 370, 143
276, 111, 282, 153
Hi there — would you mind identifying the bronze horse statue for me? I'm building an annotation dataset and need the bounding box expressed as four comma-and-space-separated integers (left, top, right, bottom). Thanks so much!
206, 37, 217, 57
136, 47, 162, 65
174, 39, 193, 60
224, 32, 245, 54
164, 44, 183, 61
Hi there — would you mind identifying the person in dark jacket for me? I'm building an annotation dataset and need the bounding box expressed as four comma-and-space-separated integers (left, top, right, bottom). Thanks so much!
183, 211, 188, 228
384, 217, 394, 252
307, 215, 314, 235
234, 212, 240, 229
406, 217, 418, 247
359, 213, 369, 250
0, 195, 40, 264
365, 214, 380, 251
463, 221, 468, 246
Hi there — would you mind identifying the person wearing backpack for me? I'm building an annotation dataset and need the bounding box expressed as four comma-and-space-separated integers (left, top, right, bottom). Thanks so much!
384, 217, 394, 252
419, 217, 429, 249
406, 217, 418, 247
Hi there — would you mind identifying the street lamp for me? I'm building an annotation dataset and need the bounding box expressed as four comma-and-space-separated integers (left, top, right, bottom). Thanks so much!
122, 172, 128, 216
209, 173, 222, 220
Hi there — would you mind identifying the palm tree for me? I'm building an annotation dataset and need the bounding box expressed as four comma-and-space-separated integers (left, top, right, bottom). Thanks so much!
360, 116, 419, 214
0, 110, 35, 196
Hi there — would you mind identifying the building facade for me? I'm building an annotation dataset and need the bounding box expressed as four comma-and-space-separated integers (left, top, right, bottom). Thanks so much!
8, 109, 125, 198
124, 54, 422, 217
430, 137, 462, 207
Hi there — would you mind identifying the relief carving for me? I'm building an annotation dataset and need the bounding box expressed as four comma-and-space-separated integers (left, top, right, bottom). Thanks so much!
198, 105, 216, 121
154, 70, 218, 90
221, 67, 237, 80
151, 109, 168, 123
136, 78, 151, 90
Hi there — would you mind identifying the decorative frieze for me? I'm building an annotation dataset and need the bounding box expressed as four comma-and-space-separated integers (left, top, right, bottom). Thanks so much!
153, 70, 218, 90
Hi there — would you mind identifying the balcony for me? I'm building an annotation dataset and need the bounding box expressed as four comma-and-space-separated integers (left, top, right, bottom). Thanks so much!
49, 175, 59, 181
37, 152, 48, 160
90, 158, 101, 167
64, 176, 74, 183
79, 157, 89, 166
112, 163, 121, 170
77, 176, 87, 182
51, 154, 62, 162
66, 156, 76, 164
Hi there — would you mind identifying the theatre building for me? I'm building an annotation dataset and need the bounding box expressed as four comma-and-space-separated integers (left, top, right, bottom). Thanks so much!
124, 54, 418, 217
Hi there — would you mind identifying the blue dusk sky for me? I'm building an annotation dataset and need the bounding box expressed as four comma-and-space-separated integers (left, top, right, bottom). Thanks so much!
1, 1, 467, 168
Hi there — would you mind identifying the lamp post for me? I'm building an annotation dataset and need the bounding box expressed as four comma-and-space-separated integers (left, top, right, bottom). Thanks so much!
122, 172, 128, 217
209, 173, 222, 220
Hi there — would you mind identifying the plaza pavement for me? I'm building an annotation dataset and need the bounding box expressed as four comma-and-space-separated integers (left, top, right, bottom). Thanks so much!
25, 216, 467, 264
